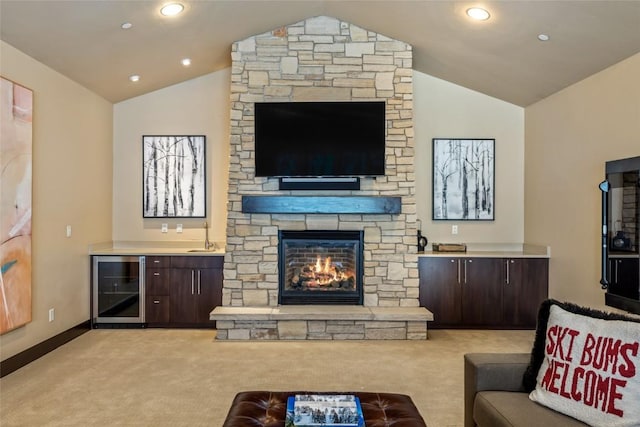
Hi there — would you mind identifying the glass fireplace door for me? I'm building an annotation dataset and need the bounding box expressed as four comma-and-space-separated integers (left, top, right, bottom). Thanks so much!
278, 230, 363, 305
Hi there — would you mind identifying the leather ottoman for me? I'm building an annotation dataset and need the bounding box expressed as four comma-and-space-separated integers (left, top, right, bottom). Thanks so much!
223, 391, 427, 427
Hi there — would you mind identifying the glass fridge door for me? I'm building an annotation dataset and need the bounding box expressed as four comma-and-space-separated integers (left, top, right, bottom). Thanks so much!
92, 256, 145, 323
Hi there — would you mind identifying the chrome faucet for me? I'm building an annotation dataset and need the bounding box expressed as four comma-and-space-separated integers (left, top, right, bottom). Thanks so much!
204, 221, 215, 250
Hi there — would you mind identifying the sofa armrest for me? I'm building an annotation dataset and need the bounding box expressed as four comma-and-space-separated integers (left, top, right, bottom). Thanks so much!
464, 353, 531, 427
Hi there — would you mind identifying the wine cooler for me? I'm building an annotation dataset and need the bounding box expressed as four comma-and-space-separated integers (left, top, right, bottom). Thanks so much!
92, 256, 145, 326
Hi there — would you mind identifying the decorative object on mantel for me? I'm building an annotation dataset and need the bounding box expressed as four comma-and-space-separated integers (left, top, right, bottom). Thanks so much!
142, 135, 206, 218
1, 77, 33, 334
417, 219, 428, 253
431, 243, 467, 252
241, 196, 401, 214
432, 138, 495, 221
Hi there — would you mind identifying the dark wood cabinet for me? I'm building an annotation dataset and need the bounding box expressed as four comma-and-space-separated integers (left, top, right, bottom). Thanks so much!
145, 256, 171, 324
144, 255, 223, 328
146, 295, 170, 324
170, 258, 222, 327
608, 257, 640, 300
461, 258, 503, 326
418, 258, 461, 325
502, 258, 548, 328
170, 268, 200, 325
419, 256, 548, 329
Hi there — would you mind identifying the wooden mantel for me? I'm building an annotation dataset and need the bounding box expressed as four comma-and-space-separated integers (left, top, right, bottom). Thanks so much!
241, 196, 402, 214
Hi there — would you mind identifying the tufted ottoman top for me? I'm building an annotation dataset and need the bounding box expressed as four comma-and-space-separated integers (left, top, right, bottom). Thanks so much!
222, 391, 427, 427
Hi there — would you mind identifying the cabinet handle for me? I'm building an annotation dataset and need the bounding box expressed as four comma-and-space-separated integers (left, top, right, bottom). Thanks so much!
154, 260, 160, 264
154, 272, 160, 276
456, 259, 461, 284
153, 299, 160, 304
198, 270, 201, 295
191, 270, 195, 295
506, 260, 510, 285
465, 259, 470, 284
615, 260, 619, 284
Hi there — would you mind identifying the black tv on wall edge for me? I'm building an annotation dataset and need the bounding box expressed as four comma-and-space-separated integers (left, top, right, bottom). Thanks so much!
254, 101, 386, 177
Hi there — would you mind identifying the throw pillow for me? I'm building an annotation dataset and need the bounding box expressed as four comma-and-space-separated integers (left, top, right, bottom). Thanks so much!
525, 300, 640, 427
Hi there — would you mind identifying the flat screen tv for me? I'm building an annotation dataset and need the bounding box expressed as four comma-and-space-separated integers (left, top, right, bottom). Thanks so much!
254, 101, 385, 177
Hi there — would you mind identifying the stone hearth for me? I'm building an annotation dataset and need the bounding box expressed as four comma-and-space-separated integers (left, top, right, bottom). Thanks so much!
213, 306, 432, 340
213, 16, 432, 340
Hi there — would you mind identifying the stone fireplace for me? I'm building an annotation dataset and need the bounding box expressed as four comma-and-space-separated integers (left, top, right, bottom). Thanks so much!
279, 230, 363, 305
211, 16, 433, 340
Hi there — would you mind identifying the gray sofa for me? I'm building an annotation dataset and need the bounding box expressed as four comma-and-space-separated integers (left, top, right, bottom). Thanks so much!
464, 353, 587, 427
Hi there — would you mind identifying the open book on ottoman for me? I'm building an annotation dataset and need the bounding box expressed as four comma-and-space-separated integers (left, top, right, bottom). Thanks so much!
286, 394, 365, 427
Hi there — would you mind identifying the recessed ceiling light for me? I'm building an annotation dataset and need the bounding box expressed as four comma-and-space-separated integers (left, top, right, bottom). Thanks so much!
466, 7, 490, 21
129, 75, 140, 82
121, 22, 133, 30
538, 34, 550, 41
181, 58, 192, 67
160, 3, 184, 16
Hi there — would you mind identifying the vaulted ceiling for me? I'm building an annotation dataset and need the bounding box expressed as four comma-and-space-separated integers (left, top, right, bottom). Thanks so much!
1, 1, 639, 106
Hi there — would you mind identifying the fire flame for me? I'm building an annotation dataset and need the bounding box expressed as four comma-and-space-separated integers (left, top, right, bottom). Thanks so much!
314, 256, 333, 275
307, 256, 349, 285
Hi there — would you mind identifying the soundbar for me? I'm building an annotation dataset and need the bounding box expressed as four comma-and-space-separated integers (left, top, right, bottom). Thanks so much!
278, 177, 360, 191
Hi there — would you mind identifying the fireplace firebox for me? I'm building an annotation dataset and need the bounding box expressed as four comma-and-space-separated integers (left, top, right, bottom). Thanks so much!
278, 230, 364, 305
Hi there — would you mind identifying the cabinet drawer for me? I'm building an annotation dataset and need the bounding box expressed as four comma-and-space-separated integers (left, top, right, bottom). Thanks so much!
146, 295, 170, 324
171, 256, 223, 269
146, 256, 171, 268
145, 268, 170, 295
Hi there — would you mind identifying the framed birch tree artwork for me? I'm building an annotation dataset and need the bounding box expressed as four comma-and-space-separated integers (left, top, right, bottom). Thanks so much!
432, 138, 495, 221
143, 135, 206, 218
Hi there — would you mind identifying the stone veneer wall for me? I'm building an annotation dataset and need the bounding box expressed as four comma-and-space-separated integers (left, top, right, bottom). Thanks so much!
221, 16, 419, 338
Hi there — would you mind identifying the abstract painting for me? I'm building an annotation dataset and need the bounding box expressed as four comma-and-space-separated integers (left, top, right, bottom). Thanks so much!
432, 138, 495, 220
142, 135, 206, 218
1, 77, 33, 334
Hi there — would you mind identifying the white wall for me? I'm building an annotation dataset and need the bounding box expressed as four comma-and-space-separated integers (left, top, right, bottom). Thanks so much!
2, 33, 635, 359
525, 53, 640, 310
413, 71, 525, 245
0, 41, 113, 360
112, 68, 525, 248
112, 71, 230, 245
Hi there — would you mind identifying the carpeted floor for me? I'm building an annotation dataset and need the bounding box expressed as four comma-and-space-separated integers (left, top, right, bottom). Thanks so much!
0, 328, 535, 426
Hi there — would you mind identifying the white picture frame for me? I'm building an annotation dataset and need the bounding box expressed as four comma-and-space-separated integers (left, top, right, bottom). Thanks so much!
432, 138, 495, 221
142, 135, 206, 218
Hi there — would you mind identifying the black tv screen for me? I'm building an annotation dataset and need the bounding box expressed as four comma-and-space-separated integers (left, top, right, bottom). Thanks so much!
254, 101, 385, 177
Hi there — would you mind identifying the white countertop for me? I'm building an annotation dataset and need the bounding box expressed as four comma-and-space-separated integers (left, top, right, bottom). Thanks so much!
89, 241, 549, 258
418, 243, 550, 258
88, 241, 225, 256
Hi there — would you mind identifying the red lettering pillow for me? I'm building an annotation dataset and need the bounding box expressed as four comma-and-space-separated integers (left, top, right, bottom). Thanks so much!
529, 303, 640, 426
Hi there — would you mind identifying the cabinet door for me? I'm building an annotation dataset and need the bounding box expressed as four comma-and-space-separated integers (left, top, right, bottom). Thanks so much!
170, 268, 199, 324
461, 258, 503, 326
419, 257, 462, 327
169, 256, 223, 327
502, 258, 548, 328
609, 258, 640, 300
195, 268, 223, 325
